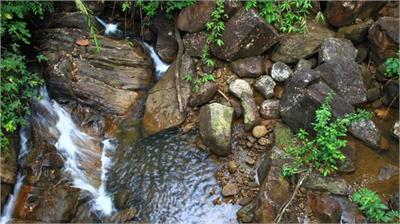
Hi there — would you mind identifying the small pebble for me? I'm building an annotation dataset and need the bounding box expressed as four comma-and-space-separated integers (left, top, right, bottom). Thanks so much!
252, 125, 268, 138
246, 158, 256, 166
228, 161, 238, 174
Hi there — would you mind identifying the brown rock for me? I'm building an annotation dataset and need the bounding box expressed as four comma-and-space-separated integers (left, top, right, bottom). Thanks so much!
325, 1, 385, 28
368, 17, 400, 63
211, 8, 280, 61
337, 19, 374, 43
230, 56, 264, 78
188, 82, 218, 107
246, 158, 256, 166
307, 191, 342, 223
260, 100, 280, 119
177, 1, 215, 33
183, 31, 208, 57
222, 183, 239, 197
252, 125, 268, 138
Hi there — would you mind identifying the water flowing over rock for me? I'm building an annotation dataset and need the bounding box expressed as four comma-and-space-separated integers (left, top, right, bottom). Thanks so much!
254, 75, 276, 99
230, 56, 264, 78
211, 8, 280, 61
177, 1, 215, 33
324, 1, 385, 28
229, 79, 260, 130
36, 28, 153, 115
143, 54, 193, 135
368, 17, 400, 63
271, 21, 335, 64
199, 103, 234, 156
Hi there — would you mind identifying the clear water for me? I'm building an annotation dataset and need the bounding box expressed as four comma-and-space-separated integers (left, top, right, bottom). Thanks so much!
108, 129, 240, 223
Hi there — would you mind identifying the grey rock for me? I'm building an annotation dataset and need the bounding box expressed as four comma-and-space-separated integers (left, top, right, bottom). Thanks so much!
304, 174, 351, 195
199, 103, 234, 156
319, 38, 357, 64
378, 164, 399, 181
183, 31, 208, 57
368, 17, 400, 63
349, 119, 382, 149
393, 121, 400, 139
260, 100, 280, 119
254, 75, 276, 99
295, 59, 313, 72
271, 62, 293, 82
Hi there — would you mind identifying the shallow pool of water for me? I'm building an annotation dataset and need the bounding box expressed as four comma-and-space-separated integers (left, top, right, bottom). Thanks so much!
108, 129, 239, 223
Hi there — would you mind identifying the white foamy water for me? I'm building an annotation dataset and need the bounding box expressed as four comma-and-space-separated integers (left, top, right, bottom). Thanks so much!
142, 42, 170, 80
0, 174, 24, 224
36, 87, 116, 216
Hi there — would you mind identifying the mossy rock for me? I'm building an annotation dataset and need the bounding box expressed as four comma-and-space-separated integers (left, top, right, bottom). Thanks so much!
274, 123, 294, 149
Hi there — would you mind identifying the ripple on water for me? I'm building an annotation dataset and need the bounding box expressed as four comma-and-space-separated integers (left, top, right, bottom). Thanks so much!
108, 130, 240, 223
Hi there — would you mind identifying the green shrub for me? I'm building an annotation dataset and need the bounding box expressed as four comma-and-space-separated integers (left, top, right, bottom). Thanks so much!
352, 188, 400, 223
132, 0, 195, 18
245, 0, 314, 33
282, 93, 371, 177
384, 51, 400, 78
183, 73, 216, 93
1, 1, 53, 151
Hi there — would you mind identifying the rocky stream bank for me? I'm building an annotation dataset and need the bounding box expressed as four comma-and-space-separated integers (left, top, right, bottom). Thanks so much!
1, 1, 399, 223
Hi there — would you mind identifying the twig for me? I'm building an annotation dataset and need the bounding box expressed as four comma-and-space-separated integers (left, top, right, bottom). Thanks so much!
217, 89, 230, 103
174, 18, 184, 112
273, 168, 311, 224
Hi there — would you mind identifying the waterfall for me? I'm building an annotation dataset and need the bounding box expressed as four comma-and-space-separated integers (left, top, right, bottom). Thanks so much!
36, 87, 116, 216
0, 175, 24, 224
142, 42, 170, 80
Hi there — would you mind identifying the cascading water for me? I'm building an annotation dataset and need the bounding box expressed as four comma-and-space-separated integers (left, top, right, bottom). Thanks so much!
35, 87, 116, 216
141, 42, 170, 79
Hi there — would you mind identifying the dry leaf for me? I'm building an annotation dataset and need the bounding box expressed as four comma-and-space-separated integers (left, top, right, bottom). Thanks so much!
76, 39, 89, 46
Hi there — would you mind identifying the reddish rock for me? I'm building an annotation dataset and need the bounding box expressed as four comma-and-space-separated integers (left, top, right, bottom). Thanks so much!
325, 1, 385, 28
230, 56, 264, 78
177, 1, 215, 33
307, 191, 342, 223
368, 17, 399, 63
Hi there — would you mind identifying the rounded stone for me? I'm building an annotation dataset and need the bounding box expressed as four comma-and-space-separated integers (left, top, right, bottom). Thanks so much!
271, 62, 293, 82
252, 125, 268, 138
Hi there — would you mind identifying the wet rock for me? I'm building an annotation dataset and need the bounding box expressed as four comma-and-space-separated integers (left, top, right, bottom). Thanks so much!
271, 62, 292, 82
14, 185, 80, 222
211, 8, 280, 61
378, 164, 399, 181
188, 82, 218, 107
0, 156, 17, 185
252, 125, 268, 138
109, 207, 137, 223
331, 195, 361, 224
315, 59, 367, 105
295, 59, 313, 72
228, 161, 238, 174
183, 31, 208, 57
199, 103, 234, 156
271, 21, 335, 64
37, 28, 153, 115
254, 75, 276, 99
230, 56, 264, 78
222, 183, 239, 197
237, 198, 256, 223
338, 146, 356, 173
255, 146, 290, 223
319, 38, 357, 64
324, 1, 385, 28
304, 174, 350, 195
177, 1, 215, 33
366, 86, 381, 102
152, 15, 178, 63
393, 121, 400, 139
71, 202, 100, 223
114, 191, 130, 210
229, 79, 260, 130
280, 69, 354, 132
256, 153, 270, 184
1, 183, 12, 209
383, 79, 399, 108
143, 54, 193, 135
307, 191, 342, 223
260, 100, 280, 119
337, 19, 374, 43
349, 119, 381, 149
46, 12, 93, 32
368, 17, 400, 63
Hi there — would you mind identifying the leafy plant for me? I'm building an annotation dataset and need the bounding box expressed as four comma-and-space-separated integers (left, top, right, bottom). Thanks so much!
75, 0, 101, 52
384, 51, 400, 78
133, 0, 195, 18
245, 0, 314, 33
183, 73, 216, 93
282, 93, 372, 177
1, 1, 53, 151
201, 0, 225, 67
352, 188, 400, 223
315, 11, 325, 23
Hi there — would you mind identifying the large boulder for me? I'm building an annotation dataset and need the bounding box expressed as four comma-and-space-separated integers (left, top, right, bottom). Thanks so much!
229, 79, 260, 130
337, 19, 374, 43
319, 38, 357, 64
271, 21, 335, 64
368, 17, 400, 63
143, 54, 193, 135
199, 103, 234, 156
177, 1, 215, 33
211, 8, 280, 61
37, 28, 153, 115
230, 56, 264, 78
324, 1, 385, 28
183, 31, 208, 57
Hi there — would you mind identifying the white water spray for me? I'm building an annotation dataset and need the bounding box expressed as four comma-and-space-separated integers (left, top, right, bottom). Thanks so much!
0, 175, 24, 224
36, 87, 116, 216
142, 42, 170, 80
95, 16, 122, 36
